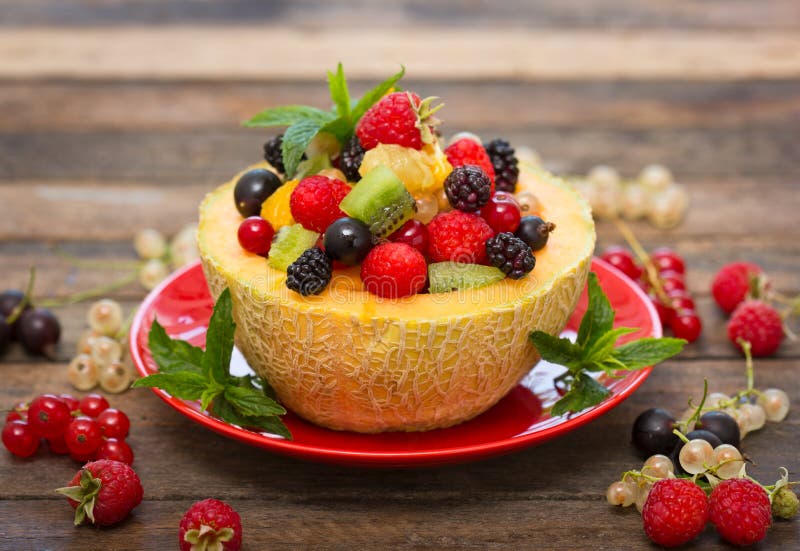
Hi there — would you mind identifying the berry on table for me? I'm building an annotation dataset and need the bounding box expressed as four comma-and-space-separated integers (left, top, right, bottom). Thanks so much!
133, 228, 167, 260
727, 300, 784, 357
631, 408, 679, 457
0, 289, 30, 339
659, 271, 686, 294
444, 165, 492, 212
480, 191, 522, 234
79, 394, 110, 418
90, 336, 123, 368
236, 216, 275, 256
757, 388, 790, 422
696, 410, 740, 448
323, 217, 374, 265
2, 420, 40, 457
638, 164, 673, 191
56, 460, 143, 526
285, 248, 333, 296
651, 248, 685, 275
600, 246, 641, 281
606, 478, 638, 507
772, 486, 799, 520
710, 444, 744, 479
0, 315, 9, 355
642, 454, 674, 479
678, 438, 714, 474
67, 354, 99, 391
709, 478, 771, 546
444, 138, 496, 188
96, 438, 134, 465
179, 498, 242, 551
485, 233, 536, 280
388, 219, 429, 256
427, 210, 495, 264
289, 175, 350, 233
96, 408, 130, 439
138, 259, 169, 290
64, 417, 103, 456
87, 299, 123, 337
361, 242, 428, 299
27, 394, 71, 439
641, 478, 709, 548
233, 168, 282, 218
515, 216, 555, 252
18, 308, 61, 358
670, 309, 702, 343
484, 138, 519, 193
356, 91, 441, 151
46, 433, 71, 455
6, 401, 29, 422
711, 262, 763, 314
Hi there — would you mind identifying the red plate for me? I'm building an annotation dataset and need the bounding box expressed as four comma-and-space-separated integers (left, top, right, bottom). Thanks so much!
130, 258, 659, 467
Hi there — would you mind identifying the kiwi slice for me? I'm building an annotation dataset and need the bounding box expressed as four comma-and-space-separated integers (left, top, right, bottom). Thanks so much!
268, 224, 320, 271
339, 165, 416, 238
428, 262, 505, 294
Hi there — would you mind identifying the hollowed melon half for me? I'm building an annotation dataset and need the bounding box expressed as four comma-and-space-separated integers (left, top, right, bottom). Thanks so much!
198, 164, 595, 432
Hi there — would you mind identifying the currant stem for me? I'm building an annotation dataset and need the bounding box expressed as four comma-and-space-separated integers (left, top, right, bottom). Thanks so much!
673, 428, 690, 444
612, 218, 671, 306
7, 267, 36, 324
736, 338, 755, 391
38, 271, 139, 308
51, 245, 144, 270
682, 379, 709, 433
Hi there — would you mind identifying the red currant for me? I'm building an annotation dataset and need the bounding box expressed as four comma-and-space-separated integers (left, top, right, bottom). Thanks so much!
388, 219, 429, 254
667, 290, 696, 312
96, 438, 134, 465
58, 394, 80, 412
671, 309, 702, 342
5, 401, 28, 422
96, 408, 130, 439
237, 216, 275, 256
651, 248, 685, 275
46, 433, 71, 455
70, 450, 96, 463
2, 420, 40, 457
658, 271, 686, 294
27, 394, 71, 439
648, 292, 675, 325
480, 192, 521, 234
601, 246, 642, 281
64, 417, 103, 455
78, 393, 109, 418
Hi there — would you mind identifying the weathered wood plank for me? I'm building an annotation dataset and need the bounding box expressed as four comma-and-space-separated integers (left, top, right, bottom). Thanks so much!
1, 27, 800, 80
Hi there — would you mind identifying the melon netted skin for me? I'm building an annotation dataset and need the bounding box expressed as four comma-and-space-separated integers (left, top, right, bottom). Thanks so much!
198, 164, 595, 432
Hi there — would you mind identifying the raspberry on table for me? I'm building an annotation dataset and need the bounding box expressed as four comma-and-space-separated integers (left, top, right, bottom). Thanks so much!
484, 138, 519, 193
289, 175, 351, 233
56, 459, 143, 526
286, 248, 333, 296
709, 478, 772, 546
179, 498, 242, 551
641, 478, 709, 548
485, 233, 535, 279
727, 299, 784, 356
444, 165, 492, 212
427, 210, 495, 265
445, 138, 496, 188
711, 262, 763, 314
360, 242, 428, 298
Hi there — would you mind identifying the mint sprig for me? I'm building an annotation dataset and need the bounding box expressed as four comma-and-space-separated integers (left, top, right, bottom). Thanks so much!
133, 288, 291, 439
243, 63, 405, 177
530, 272, 686, 416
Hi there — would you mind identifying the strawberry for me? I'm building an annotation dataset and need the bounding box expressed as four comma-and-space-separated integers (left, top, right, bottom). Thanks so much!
444, 138, 496, 188
641, 478, 709, 547
727, 299, 784, 356
56, 459, 143, 526
179, 498, 242, 551
355, 91, 442, 150
709, 478, 771, 546
711, 262, 763, 314
360, 242, 428, 298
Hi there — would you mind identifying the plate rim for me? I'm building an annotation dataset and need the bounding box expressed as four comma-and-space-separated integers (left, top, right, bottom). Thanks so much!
130, 257, 661, 467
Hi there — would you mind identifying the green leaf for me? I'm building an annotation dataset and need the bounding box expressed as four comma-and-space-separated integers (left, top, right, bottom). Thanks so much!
611, 337, 687, 370
577, 272, 615, 349
351, 66, 406, 122
250, 415, 293, 440
327, 63, 351, 121
148, 319, 203, 374
132, 371, 209, 400
243, 105, 333, 128
584, 327, 638, 363
319, 116, 355, 144
529, 331, 584, 372
200, 385, 224, 411
551, 373, 611, 416
224, 385, 286, 418
210, 396, 292, 440
202, 288, 235, 386
282, 120, 324, 178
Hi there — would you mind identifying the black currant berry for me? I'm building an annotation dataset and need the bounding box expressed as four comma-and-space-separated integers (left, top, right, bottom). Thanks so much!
0, 314, 10, 355
323, 217, 374, 266
696, 410, 740, 448
233, 169, 282, 218
18, 308, 61, 358
515, 216, 556, 252
631, 407, 679, 457
0, 289, 29, 340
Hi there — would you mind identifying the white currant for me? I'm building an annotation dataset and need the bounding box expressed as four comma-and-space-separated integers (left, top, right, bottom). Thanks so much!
67, 354, 99, 391
758, 388, 790, 422
134, 228, 167, 260
90, 336, 123, 368
87, 298, 123, 337
643, 454, 674, 479
138, 259, 169, 290
679, 439, 714, 474
711, 444, 744, 479
638, 164, 673, 191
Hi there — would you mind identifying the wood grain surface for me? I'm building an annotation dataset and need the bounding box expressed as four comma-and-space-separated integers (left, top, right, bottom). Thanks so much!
1, 1, 799, 549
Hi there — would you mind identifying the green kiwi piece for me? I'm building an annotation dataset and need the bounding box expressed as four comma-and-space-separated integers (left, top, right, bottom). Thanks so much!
268, 224, 320, 271
428, 262, 506, 294
339, 165, 416, 237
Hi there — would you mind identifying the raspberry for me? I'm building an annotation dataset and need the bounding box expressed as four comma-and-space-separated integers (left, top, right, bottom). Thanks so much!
427, 210, 495, 264
263, 134, 285, 173
361, 242, 427, 298
727, 299, 784, 356
355, 92, 441, 150
289, 175, 350, 233
56, 459, 143, 526
709, 478, 771, 546
286, 248, 332, 296
711, 262, 763, 314
641, 478, 709, 548
179, 498, 242, 551
484, 138, 519, 193
444, 139, 496, 188
444, 165, 492, 212
339, 134, 365, 182
485, 233, 535, 279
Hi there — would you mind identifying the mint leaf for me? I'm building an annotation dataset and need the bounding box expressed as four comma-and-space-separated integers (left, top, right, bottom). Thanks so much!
224, 385, 286, 418
529, 331, 584, 371
351, 66, 405, 122
210, 396, 292, 440
148, 319, 203, 374
132, 372, 209, 400
584, 327, 638, 364
319, 116, 355, 143
611, 337, 687, 370
577, 272, 615, 349
551, 373, 611, 416
282, 120, 325, 177
243, 105, 333, 128
327, 63, 351, 120
202, 288, 236, 386
250, 415, 293, 440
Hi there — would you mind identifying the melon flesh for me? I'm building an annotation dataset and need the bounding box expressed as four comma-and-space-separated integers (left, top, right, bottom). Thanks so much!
198, 165, 595, 432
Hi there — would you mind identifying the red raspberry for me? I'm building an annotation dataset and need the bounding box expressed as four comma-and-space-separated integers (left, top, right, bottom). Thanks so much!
727, 299, 784, 356
427, 210, 495, 264
711, 262, 763, 314
709, 478, 771, 546
56, 459, 143, 526
444, 139, 496, 188
289, 175, 350, 233
361, 242, 427, 298
179, 498, 242, 551
642, 478, 709, 548
355, 91, 441, 151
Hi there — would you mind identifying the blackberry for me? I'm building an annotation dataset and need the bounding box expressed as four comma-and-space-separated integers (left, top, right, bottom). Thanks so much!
444, 165, 492, 212
484, 138, 519, 193
286, 248, 332, 296
263, 134, 286, 173
340, 135, 365, 182
485, 233, 535, 279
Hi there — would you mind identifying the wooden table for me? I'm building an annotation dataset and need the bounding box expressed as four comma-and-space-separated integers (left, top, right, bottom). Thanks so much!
1, 2, 798, 549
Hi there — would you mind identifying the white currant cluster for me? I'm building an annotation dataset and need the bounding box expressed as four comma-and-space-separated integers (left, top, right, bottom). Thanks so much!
680, 388, 790, 440
135, 223, 199, 290
68, 299, 136, 394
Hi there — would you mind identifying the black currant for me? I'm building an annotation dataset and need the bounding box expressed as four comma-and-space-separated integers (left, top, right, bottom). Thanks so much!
631, 407, 679, 457
515, 216, 556, 252
323, 217, 374, 266
0, 289, 29, 340
696, 410, 740, 448
18, 308, 61, 358
233, 169, 282, 218
0, 314, 10, 355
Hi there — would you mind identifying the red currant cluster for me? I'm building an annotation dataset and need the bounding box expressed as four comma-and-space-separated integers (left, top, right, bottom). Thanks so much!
601, 246, 701, 342
2, 393, 133, 464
